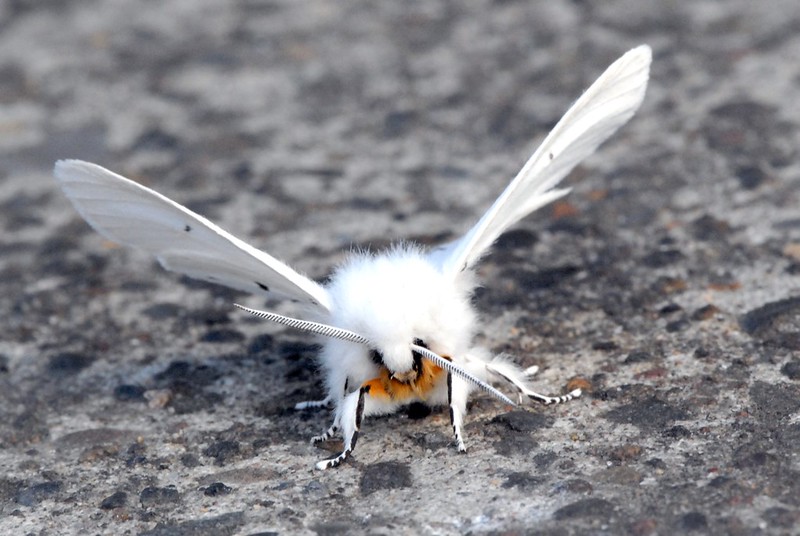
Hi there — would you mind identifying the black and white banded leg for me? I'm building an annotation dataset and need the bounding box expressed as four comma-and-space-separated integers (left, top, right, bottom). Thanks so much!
311, 423, 339, 444
516, 366, 544, 403
309, 379, 349, 442
315, 385, 369, 470
295, 396, 331, 410
488, 362, 581, 405
447, 372, 469, 453
527, 388, 581, 405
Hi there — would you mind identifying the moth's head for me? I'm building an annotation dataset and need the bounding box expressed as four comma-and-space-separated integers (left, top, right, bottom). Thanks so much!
369, 338, 429, 382
236, 243, 515, 403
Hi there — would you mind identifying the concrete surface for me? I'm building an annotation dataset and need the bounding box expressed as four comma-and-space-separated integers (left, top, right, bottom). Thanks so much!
2, 1, 800, 534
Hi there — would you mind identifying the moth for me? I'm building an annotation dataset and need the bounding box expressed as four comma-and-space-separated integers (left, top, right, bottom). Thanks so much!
54, 45, 651, 470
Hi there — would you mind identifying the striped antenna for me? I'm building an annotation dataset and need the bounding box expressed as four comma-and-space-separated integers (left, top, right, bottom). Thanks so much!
234, 304, 370, 345
411, 344, 516, 407
236, 304, 515, 407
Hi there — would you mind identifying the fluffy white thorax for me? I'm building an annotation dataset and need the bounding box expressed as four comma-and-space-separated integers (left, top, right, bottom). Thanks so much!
325, 245, 476, 374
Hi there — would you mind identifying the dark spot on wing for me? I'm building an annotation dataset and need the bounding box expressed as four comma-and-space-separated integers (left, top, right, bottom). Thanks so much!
184, 224, 191, 232
255, 281, 270, 292
549, 152, 554, 160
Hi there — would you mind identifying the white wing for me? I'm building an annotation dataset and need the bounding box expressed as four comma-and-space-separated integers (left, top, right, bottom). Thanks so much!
54, 160, 332, 311
434, 45, 652, 276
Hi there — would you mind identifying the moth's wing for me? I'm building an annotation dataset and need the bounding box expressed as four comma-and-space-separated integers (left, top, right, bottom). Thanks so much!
433, 45, 651, 276
54, 159, 332, 311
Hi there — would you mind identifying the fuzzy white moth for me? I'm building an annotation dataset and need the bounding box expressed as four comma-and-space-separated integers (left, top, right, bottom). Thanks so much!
54, 45, 651, 470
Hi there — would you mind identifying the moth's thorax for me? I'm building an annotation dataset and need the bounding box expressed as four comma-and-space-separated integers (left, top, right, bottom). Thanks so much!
325, 246, 476, 373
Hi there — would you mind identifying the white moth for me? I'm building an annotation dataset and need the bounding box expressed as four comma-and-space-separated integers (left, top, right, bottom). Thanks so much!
54, 45, 651, 470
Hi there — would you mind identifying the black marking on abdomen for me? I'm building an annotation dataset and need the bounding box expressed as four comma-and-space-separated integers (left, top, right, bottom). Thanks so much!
255, 281, 270, 292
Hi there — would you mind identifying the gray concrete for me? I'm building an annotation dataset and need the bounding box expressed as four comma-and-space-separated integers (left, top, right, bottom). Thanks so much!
2, 1, 800, 534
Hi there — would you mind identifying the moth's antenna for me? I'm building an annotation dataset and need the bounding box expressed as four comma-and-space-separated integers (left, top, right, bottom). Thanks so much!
411, 344, 516, 407
234, 304, 370, 345
236, 304, 516, 407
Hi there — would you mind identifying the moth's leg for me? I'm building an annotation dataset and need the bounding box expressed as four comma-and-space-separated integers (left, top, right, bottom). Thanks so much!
310, 422, 339, 444
501, 366, 532, 404
526, 388, 582, 405
517, 366, 542, 403
310, 378, 349, 443
315, 382, 372, 470
487, 362, 581, 405
295, 396, 331, 410
447, 372, 470, 453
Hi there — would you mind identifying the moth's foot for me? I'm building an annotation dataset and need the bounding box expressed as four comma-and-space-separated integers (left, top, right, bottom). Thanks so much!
311, 424, 339, 444
316, 450, 350, 470
295, 397, 331, 410
451, 413, 467, 453
529, 388, 582, 405
315, 431, 358, 470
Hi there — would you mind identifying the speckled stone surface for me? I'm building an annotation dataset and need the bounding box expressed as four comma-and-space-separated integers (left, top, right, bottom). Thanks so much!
2, 1, 800, 534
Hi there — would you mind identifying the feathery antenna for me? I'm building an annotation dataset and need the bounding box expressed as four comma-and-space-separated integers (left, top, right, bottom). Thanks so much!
236, 304, 516, 406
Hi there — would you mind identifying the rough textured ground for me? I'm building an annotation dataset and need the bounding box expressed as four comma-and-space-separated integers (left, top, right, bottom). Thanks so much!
2, 1, 800, 534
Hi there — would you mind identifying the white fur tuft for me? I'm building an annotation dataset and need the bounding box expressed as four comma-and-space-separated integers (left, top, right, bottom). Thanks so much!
324, 244, 476, 376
